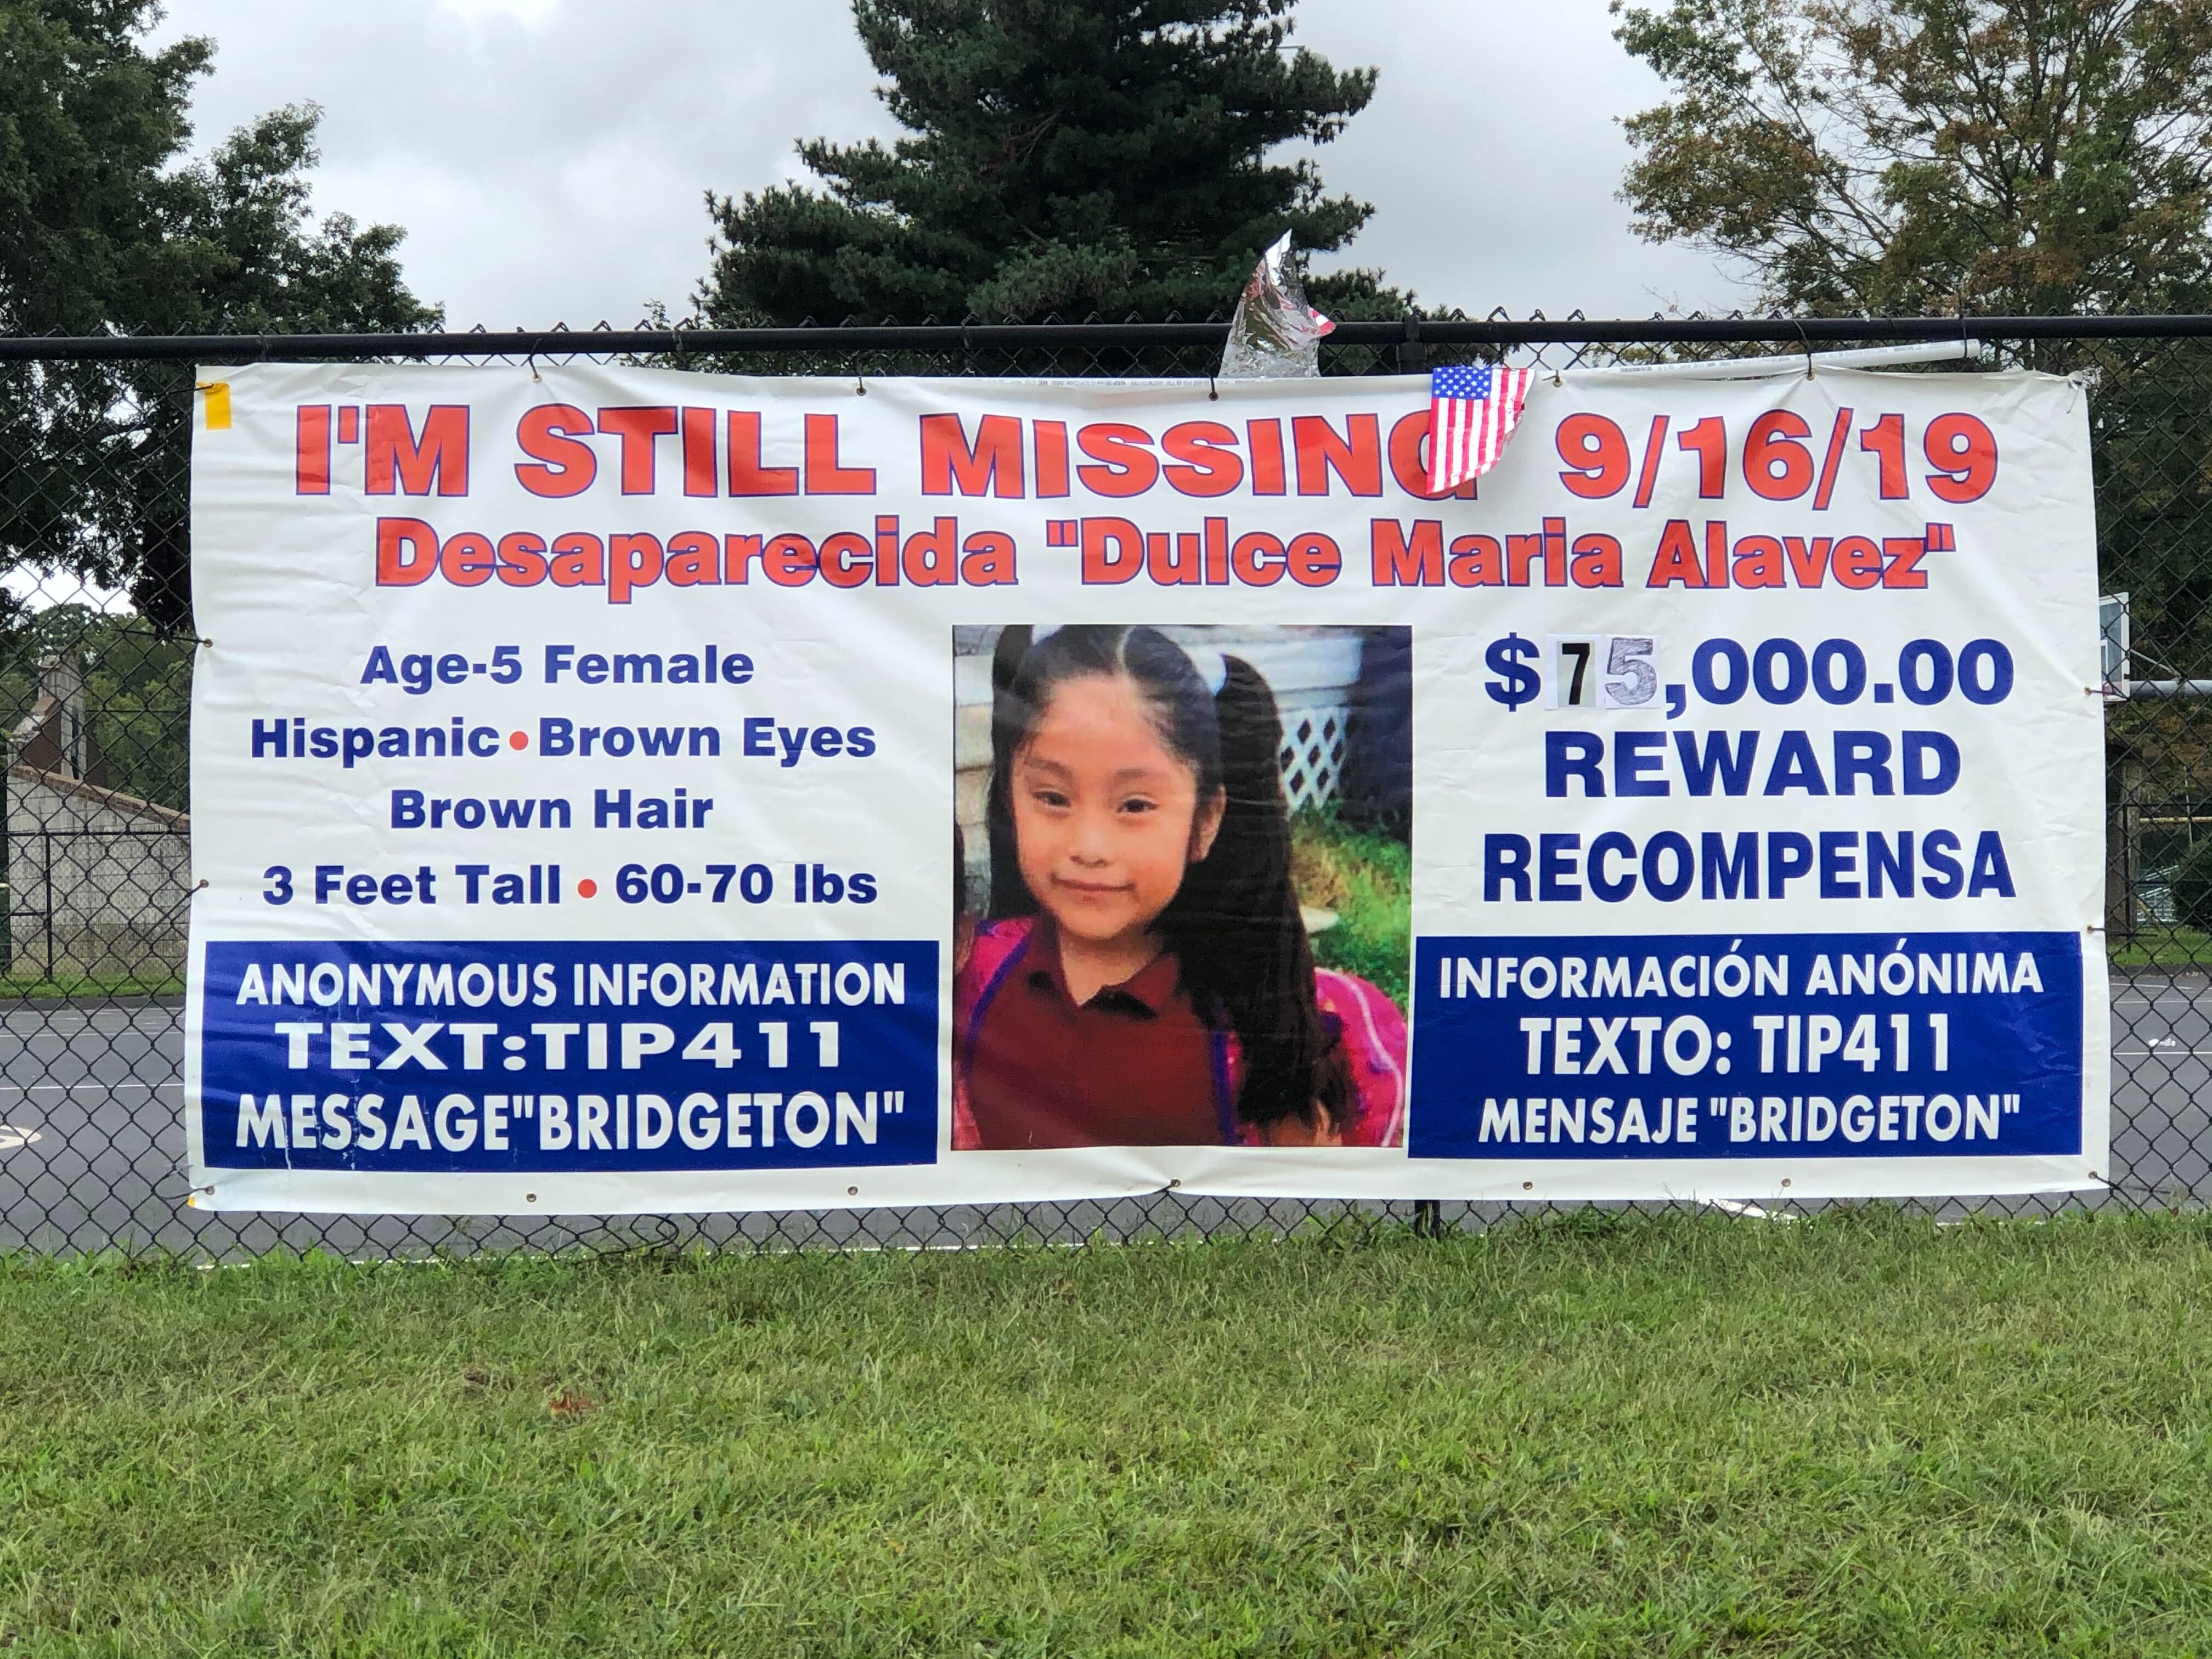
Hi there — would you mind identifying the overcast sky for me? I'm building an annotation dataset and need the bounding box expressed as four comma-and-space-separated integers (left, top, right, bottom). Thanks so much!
152, 0, 1744, 329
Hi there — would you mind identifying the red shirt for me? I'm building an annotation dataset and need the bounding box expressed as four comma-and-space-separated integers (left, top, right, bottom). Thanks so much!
963, 919, 1229, 1149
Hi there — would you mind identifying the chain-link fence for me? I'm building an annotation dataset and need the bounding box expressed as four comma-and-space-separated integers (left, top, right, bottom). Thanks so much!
0, 317, 2189, 1257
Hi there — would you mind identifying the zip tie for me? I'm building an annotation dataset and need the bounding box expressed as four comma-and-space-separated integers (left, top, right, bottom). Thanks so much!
1207, 376, 1218, 402
854, 375, 867, 396
527, 353, 541, 383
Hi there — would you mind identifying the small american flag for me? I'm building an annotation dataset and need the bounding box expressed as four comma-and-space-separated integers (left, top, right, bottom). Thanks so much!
1427, 364, 1535, 492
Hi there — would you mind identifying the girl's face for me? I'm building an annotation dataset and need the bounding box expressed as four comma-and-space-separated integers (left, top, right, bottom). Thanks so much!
1012, 672, 1225, 952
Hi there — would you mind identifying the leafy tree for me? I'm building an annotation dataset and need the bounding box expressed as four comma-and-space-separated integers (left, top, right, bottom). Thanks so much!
700, 0, 1402, 326
0, 602, 190, 809
1611, 0, 2212, 315
0, 0, 438, 633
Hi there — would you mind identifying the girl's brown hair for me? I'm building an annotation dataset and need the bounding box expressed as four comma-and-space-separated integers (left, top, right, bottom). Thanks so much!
986, 624, 1352, 1136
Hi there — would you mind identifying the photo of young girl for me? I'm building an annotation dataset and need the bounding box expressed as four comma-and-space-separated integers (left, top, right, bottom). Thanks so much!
952, 624, 1408, 1151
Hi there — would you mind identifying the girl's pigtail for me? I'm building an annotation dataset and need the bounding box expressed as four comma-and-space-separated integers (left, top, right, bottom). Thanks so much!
1165, 657, 1353, 1136
985, 625, 1039, 918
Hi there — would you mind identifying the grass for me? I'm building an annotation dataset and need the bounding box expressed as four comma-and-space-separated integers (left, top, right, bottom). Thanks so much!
5, 1214, 2212, 1655
1291, 808, 1411, 1008
2112, 924, 2212, 968
0, 970, 182, 1000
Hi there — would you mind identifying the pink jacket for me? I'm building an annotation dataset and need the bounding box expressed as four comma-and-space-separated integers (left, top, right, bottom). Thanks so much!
953, 917, 1407, 1149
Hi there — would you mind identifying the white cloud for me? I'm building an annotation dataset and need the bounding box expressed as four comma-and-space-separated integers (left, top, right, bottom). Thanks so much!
435, 0, 562, 28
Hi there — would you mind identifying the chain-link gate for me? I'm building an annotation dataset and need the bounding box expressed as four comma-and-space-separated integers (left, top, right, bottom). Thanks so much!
0, 316, 2186, 1257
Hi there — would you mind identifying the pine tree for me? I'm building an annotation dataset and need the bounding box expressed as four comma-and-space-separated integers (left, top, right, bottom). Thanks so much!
699, 0, 1401, 325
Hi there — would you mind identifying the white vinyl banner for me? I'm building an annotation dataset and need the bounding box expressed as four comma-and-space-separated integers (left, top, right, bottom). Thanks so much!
186, 361, 2107, 1214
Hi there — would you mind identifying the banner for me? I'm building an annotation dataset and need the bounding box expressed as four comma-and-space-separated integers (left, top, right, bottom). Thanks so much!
185, 361, 2107, 1212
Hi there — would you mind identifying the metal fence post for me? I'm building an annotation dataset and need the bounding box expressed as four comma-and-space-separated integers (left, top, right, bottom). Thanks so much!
1396, 318, 1425, 376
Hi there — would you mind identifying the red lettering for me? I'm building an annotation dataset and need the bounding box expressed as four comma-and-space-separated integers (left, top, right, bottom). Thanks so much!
1556, 413, 1630, 500
682, 408, 716, 496
608, 532, 664, 603
1731, 534, 1786, 587
596, 407, 679, 495
1831, 534, 1883, 590
1293, 414, 1382, 496
549, 532, 605, 588
921, 413, 1024, 496
727, 412, 798, 496
1568, 534, 1623, 588
1506, 532, 1545, 586
902, 518, 959, 586
764, 533, 819, 584
804, 414, 874, 494
1148, 531, 1200, 585
296, 405, 331, 495
496, 531, 549, 586
1675, 416, 1726, 498
1076, 423, 1158, 497
1034, 421, 1070, 497
817, 531, 873, 588
1645, 519, 1706, 588
1160, 421, 1242, 497
1372, 518, 1443, 586
1287, 531, 1342, 586
665, 531, 719, 586
1449, 535, 1503, 585
515, 404, 596, 498
375, 517, 438, 585
366, 405, 470, 496
1923, 413, 1997, 503
1246, 420, 1286, 495
1882, 538, 1929, 589
1082, 517, 1144, 583
1231, 531, 1285, 585
874, 516, 900, 586
722, 533, 763, 584
1785, 537, 1832, 586
960, 531, 1018, 585
439, 531, 496, 588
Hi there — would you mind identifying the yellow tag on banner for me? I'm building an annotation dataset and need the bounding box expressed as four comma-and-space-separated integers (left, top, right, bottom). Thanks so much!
197, 381, 232, 431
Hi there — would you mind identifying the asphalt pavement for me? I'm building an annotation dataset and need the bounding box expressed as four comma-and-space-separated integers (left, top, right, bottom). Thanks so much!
0, 979, 2202, 1256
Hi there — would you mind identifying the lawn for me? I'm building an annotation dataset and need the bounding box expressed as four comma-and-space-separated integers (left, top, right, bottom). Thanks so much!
1291, 808, 1411, 1008
4, 1214, 2212, 1656
2112, 924, 2212, 969
0, 970, 182, 1001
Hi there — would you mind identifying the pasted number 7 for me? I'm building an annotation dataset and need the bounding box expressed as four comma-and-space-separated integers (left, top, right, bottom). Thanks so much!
1548, 635, 1662, 710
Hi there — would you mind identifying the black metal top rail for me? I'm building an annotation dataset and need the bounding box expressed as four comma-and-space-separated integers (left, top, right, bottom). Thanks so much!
2, 314, 2208, 362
